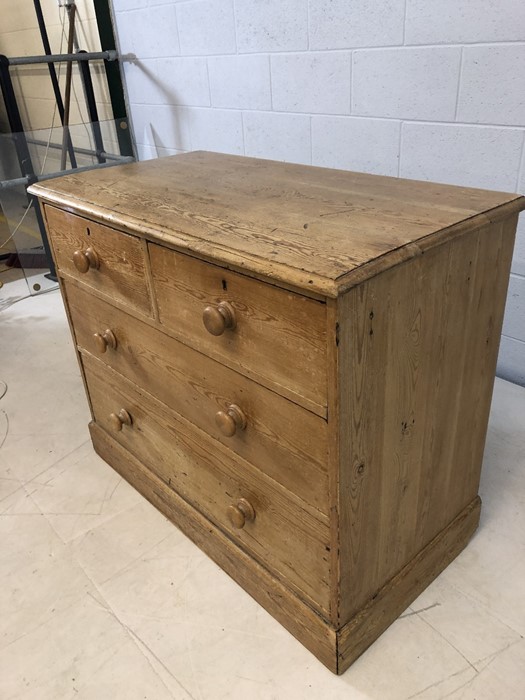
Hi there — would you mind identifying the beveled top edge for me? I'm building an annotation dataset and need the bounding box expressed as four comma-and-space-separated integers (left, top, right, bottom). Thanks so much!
29, 152, 525, 298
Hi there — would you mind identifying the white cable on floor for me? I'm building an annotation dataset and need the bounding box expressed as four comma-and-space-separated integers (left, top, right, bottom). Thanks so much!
0, 205, 33, 251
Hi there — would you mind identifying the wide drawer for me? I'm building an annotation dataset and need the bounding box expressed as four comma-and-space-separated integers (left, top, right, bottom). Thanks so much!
82, 354, 331, 612
148, 244, 327, 416
44, 205, 153, 317
66, 281, 329, 513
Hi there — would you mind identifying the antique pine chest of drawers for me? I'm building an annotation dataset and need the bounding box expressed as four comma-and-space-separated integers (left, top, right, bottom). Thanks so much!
29, 152, 525, 674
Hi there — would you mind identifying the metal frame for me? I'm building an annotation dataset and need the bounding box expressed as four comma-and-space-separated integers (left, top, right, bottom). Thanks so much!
1, 158, 134, 191
0, 53, 56, 278
0, 1, 132, 281
8, 50, 118, 66
26, 138, 124, 162
33, 0, 77, 168
77, 50, 105, 164
93, 0, 134, 158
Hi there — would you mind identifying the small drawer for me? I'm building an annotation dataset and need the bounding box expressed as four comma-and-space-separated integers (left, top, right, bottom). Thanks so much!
44, 205, 153, 316
82, 354, 331, 613
148, 244, 327, 416
66, 281, 329, 513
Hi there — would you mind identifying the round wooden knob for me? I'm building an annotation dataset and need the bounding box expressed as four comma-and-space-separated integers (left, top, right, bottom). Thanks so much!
202, 301, 236, 336
227, 498, 255, 529
109, 408, 132, 432
215, 404, 247, 437
93, 329, 117, 354
72, 246, 99, 273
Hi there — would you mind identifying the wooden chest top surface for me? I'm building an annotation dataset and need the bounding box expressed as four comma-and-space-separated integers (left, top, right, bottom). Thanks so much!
29, 151, 525, 296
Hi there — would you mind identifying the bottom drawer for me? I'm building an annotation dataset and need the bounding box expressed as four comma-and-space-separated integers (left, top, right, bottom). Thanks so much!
82, 353, 331, 613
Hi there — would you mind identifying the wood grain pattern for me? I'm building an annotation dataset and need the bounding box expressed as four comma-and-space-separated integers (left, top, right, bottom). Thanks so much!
334, 216, 517, 626
30, 153, 524, 675
336, 496, 481, 674
441, 216, 518, 520
83, 354, 331, 613
149, 243, 328, 414
66, 281, 329, 512
60, 270, 323, 416
44, 204, 153, 316
34, 198, 97, 425
325, 298, 342, 625
90, 421, 338, 671
89, 420, 479, 676
29, 152, 525, 296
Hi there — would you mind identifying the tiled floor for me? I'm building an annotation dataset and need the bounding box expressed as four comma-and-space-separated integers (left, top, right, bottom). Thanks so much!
1, 271, 524, 700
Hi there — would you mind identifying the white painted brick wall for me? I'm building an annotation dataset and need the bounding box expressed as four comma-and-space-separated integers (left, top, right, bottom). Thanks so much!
312, 116, 400, 175
515, 165, 525, 277
400, 123, 524, 191
235, 0, 308, 53
123, 58, 210, 107
404, 0, 525, 44
176, 0, 236, 56
352, 48, 462, 120
457, 46, 525, 126
244, 111, 311, 164
208, 55, 271, 109
116, 6, 180, 58
186, 107, 244, 154
503, 276, 525, 343
271, 53, 351, 114
309, 0, 405, 49
111, 0, 525, 385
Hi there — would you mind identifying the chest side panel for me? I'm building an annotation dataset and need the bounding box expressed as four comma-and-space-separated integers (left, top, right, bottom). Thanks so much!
335, 214, 518, 626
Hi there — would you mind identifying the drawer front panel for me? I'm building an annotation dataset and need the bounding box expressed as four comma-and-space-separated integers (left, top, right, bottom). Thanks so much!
148, 243, 327, 415
82, 354, 331, 612
45, 205, 152, 316
66, 282, 329, 513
